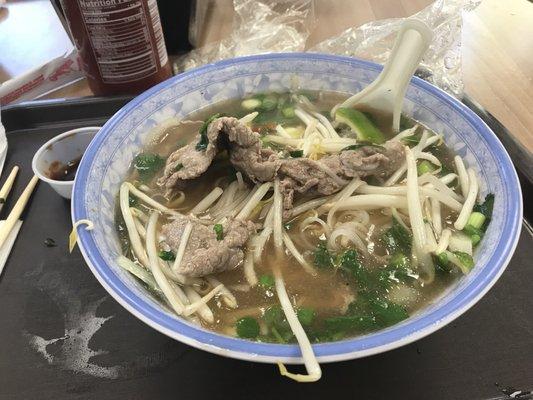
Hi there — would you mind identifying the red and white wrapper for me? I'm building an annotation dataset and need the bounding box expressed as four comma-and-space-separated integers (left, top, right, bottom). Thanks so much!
0, 48, 84, 106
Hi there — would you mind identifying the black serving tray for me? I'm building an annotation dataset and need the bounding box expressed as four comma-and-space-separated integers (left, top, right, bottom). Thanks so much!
0, 95, 531, 400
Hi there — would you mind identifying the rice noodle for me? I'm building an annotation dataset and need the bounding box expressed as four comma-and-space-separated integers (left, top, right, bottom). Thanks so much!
213, 188, 251, 221
312, 112, 340, 138
190, 187, 223, 214
454, 156, 470, 198
126, 183, 180, 215
236, 182, 272, 220
133, 217, 147, 240
418, 173, 463, 202
170, 281, 190, 305
210, 181, 239, 215
130, 207, 148, 223
384, 131, 440, 186
253, 226, 273, 262
146, 212, 185, 314
172, 221, 193, 274
229, 185, 260, 218
138, 184, 152, 193
270, 180, 283, 249
296, 95, 318, 112
440, 173, 458, 186
405, 147, 427, 249
158, 259, 198, 285
182, 284, 224, 316
254, 204, 275, 256
274, 267, 321, 383
243, 250, 258, 286
205, 276, 237, 308
430, 198, 442, 235
391, 208, 410, 231
323, 194, 408, 211
390, 125, 418, 142
259, 202, 272, 219
405, 147, 434, 283
294, 108, 312, 125
418, 152, 442, 167
300, 215, 331, 237
296, 108, 329, 139
326, 178, 363, 228
303, 119, 318, 139
302, 131, 321, 156
454, 168, 479, 230
435, 229, 452, 254
228, 283, 251, 292
357, 185, 462, 211
120, 183, 149, 266
291, 196, 332, 218
166, 191, 186, 208
283, 232, 316, 275
236, 172, 245, 190
263, 135, 357, 154
384, 164, 407, 187
184, 286, 214, 323
424, 223, 438, 253
117, 255, 160, 295
328, 225, 367, 253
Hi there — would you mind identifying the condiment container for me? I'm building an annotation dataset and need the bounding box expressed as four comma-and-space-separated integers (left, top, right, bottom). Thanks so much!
32, 127, 100, 199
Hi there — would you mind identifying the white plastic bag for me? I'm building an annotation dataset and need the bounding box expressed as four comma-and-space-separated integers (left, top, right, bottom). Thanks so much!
310, 0, 482, 97
176, 0, 315, 71
177, 0, 481, 98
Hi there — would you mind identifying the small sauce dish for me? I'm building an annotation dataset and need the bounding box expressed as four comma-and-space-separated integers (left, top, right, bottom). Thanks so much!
32, 127, 101, 199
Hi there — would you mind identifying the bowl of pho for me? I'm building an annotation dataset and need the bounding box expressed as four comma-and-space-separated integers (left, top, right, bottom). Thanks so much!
72, 53, 522, 381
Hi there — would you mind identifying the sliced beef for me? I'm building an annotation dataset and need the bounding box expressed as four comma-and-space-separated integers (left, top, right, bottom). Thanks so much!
230, 146, 280, 183
161, 216, 256, 277
158, 121, 220, 190
159, 116, 404, 210
278, 140, 404, 210
158, 117, 280, 190
321, 140, 405, 179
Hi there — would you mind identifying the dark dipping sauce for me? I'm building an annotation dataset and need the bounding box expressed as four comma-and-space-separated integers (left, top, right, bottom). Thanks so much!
46, 157, 81, 181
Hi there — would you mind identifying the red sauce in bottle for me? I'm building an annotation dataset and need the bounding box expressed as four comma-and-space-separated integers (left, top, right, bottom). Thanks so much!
60, 0, 172, 96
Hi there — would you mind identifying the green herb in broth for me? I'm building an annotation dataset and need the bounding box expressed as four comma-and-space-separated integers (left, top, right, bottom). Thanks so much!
158, 250, 175, 261
133, 153, 164, 182
115, 89, 491, 353
213, 224, 224, 240
196, 113, 222, 151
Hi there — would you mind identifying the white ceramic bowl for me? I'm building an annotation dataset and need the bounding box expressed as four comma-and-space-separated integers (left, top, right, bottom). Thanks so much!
32, 127, 100, 199
72, 54, 522, 364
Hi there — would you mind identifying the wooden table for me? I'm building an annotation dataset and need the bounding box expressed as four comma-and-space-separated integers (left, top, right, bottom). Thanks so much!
1, 0, 532, 151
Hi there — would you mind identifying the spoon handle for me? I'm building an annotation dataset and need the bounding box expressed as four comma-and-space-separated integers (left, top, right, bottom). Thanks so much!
380, 19, 433, 130
333, 19, 432, 132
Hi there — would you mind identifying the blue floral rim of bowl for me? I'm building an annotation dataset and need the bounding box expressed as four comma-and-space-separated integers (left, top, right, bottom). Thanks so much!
72, 53, 522, 363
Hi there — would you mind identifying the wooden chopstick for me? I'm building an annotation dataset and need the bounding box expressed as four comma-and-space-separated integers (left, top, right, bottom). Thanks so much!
0, 220, 23, 277
0, 175, 38, 249
0, 166, 19, 213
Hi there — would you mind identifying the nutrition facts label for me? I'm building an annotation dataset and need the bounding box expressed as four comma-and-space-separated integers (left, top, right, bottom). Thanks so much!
78, 0, 168, 84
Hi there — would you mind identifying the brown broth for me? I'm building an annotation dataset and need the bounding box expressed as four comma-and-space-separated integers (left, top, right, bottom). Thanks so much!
117, 90, 462, 342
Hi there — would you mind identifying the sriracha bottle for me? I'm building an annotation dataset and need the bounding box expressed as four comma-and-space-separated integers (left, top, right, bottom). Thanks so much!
60, 0, 172, 96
